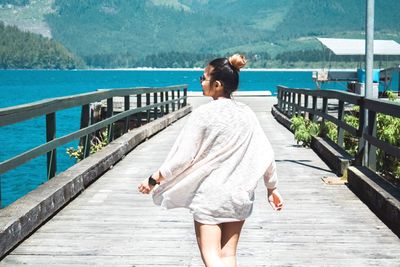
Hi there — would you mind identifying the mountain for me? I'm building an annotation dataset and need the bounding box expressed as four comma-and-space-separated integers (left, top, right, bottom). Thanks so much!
1, 0, 399, 68
0, 21, 85, 69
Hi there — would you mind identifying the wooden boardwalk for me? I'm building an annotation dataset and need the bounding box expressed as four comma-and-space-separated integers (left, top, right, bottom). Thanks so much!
1, 97, 399, 267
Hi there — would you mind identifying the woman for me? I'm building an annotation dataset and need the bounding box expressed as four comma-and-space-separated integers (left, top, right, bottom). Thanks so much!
138, 54, 283, 267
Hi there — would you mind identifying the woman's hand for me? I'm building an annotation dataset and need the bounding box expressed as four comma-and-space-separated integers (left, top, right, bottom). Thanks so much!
267, 188, 283, 211
137, 171, 164, 194
137, 178, 155, 194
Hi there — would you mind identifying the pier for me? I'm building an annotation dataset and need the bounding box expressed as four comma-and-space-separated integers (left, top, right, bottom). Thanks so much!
0, 91, 400, 266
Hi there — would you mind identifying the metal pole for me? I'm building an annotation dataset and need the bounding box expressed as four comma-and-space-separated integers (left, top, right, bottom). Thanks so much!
365, 0, 375, 98
364, 0, 375, 166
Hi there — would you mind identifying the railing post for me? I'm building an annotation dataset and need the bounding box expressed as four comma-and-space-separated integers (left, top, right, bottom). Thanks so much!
297, 93, 302, 117
282, 90, 287, 113
153, 92, 158, 120
367, 110, 377, 170
46, 112, 56, 179
304, 94, 309, 120
160, 91, 165, 116
107, 98, 114, 143
80, 104, 91, 159
285, 91, 290, 114
320, 97, 328, 138
172, 90, 176, 111
355, 100, 366, 166
286, 92, 291, 116
183, 88, 187, 107
124, 96, 130, 133
277, 87, 282, 110
136, 94, 142, 127
177, 90, 181, 109
312, 96, 318, 123
146, 93, 151, 123
290, 92, 296, 117
337, 100, 345, 147
165, 91, 170, 114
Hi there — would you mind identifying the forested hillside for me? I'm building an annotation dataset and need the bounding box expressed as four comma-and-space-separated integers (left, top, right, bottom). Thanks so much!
43, 0, 400, 68
0, 22, 85, 69
274, 0, 400, 39
1, 0, 399, 68
0, 0, 29, 6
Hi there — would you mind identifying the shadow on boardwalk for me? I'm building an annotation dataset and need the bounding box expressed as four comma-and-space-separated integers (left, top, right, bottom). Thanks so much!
1, 97, 399, 266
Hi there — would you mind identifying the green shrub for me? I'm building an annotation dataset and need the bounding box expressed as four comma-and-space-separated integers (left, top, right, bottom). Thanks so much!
324, 121, 337, 143
67, 128, 109, 162
290, 115, 320, 147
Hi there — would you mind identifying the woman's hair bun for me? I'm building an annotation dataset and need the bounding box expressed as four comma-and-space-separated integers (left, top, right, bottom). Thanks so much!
228, 54, 247, 71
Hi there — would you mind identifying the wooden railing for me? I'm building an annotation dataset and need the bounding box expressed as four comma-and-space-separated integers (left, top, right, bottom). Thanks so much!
277, 86, 400, 175
0, 85, 188, 207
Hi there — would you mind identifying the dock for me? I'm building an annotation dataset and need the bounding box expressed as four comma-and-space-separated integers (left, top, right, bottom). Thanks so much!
1, 96, 399, 266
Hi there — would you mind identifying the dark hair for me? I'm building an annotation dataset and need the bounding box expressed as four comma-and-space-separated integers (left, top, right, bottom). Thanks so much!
208, 58, 240, 97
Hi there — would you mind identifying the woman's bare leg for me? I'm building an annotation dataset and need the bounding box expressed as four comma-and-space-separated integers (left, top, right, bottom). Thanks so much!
194, 221, 225, 267
220, 220, 245, 267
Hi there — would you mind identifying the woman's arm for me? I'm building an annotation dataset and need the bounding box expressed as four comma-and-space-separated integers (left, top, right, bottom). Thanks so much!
138, 110, 205, 194
263, 160, 283, 211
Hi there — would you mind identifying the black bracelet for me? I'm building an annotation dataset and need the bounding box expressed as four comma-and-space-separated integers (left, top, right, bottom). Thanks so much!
148, 175, 159, 186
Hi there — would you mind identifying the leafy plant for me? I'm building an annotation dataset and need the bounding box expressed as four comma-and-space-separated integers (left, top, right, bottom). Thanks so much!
290, 115, 320, 147
324, 121, 337, 143
67, 128, 109, 162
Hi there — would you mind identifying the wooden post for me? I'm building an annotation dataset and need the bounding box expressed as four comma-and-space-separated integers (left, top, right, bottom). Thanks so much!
124, 96, 130, 133
172, 90, 176, 111
290, 92, 296, 117
107, 98, 114, 143
160, 92, 165, 116
312, 96, 318, 122
46, 112, 56, 179
177, 90, 181, 109
136, 94, 142, 127
165, 91, 169, 114
367, 110, 377, 170
278, 88, 283, 110
79, 104, 91, 159
284, 91, 289, 114
337, 100, 345, 147
183, 88, 187, 107
320, 97, 328, 138
286, 92, 290, 116
146, 93, 151, 123
304, 94, 309, 119
355, 100, 366, 166
297, 93, 302, 117
153, 92, 158, 120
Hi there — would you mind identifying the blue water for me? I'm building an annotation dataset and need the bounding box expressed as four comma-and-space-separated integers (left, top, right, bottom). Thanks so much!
0, 69, 347, 207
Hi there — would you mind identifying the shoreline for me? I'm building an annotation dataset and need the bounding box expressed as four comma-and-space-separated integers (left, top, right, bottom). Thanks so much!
1, 67, 358, 72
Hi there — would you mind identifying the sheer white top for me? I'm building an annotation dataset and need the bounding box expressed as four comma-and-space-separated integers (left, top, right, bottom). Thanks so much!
152, 98, 278, 224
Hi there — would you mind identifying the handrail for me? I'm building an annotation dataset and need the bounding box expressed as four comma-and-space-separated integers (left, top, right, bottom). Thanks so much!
0, 85, 187, 126
276, 86, 400, 175
0, 85, 188, 207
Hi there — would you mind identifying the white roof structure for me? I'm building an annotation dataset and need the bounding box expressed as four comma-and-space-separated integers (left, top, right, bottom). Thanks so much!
317, 38, 400, 55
